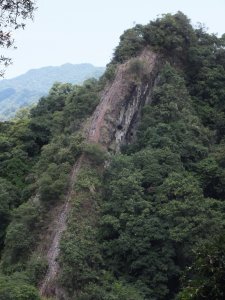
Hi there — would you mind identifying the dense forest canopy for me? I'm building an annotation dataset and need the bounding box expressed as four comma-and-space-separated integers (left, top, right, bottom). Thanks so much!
1, 11, 225, 300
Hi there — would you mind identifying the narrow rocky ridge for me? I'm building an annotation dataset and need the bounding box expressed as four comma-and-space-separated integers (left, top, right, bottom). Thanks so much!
39, 49, 160, 299
40, 155, 84, 297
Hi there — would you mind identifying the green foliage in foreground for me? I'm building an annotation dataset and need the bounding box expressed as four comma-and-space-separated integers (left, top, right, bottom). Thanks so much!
178, 236, 225, 300
0, 274, 40, 300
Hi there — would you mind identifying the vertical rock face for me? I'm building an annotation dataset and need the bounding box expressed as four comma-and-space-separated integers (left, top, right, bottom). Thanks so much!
113, 82, 152, 150
88, 49, 160, 151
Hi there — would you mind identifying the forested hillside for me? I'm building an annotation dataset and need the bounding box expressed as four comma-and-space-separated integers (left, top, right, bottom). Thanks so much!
0, 63, 104, 121
1, 12, 225, 300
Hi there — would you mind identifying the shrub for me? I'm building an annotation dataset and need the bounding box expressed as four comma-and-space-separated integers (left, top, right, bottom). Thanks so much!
0, 275, 40, 300
83, 143, 107, 165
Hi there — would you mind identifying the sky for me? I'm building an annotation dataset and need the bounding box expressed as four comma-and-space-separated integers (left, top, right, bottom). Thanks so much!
2, 0, 225, 79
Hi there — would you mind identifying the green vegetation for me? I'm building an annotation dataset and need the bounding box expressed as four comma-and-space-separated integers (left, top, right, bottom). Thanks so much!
0, 274, 40, 300
90, 62, 225, 299
1, 11, 225, 300
0, 77, 102, 298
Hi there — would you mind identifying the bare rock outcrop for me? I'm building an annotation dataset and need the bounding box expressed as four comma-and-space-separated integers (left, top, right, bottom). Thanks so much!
88, 49, 160, 151
40, 156, 84, 298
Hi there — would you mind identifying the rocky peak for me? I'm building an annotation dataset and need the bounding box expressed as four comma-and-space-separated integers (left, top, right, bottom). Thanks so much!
88, 49, 161, 152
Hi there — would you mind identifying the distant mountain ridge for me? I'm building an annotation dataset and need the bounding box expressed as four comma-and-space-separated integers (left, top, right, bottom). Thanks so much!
0, 63, 105, 120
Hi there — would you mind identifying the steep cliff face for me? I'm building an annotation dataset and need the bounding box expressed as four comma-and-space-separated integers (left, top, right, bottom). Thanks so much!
40, 48, 161, 299
88, 49, 160, 151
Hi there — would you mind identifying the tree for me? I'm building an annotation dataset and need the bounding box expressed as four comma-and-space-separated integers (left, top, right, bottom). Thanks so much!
143, 11, 195, 61
0, 178, 19, 252
0, 0, 36, 76
113, 24, 144, 63
0, 274, 40, 300
178, 236, 225, 300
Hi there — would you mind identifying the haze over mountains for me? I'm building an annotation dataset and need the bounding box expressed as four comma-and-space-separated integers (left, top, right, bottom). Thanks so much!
0, 63, 105, 120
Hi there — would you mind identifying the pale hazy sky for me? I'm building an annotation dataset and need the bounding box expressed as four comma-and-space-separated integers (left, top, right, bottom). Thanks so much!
2, 0, 225, 78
